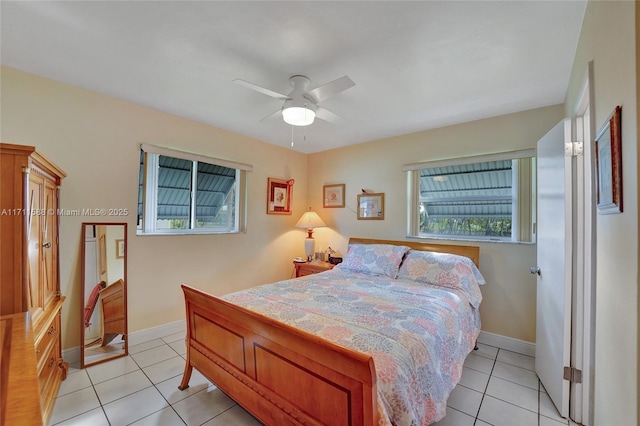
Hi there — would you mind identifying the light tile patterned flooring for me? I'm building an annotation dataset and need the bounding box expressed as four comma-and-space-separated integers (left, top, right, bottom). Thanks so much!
50, 330, 569, 426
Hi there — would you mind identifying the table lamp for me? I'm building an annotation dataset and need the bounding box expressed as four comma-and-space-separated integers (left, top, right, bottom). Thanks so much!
295, 208, 327, 261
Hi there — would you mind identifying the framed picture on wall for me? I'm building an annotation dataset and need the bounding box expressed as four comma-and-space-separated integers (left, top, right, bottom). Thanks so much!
267, 177, 294, 215
323, 184, 345, 208
115, 239, 125, 259
357, 193, 384, 220
595, 105, 622, 214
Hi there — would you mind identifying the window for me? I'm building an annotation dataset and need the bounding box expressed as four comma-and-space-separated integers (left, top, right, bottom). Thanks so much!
137, 144, 251, 235
404, 150, 536, 242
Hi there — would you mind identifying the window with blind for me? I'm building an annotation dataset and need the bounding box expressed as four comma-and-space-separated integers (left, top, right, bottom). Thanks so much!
137, 144, 251, 235
404, 150, 536, 242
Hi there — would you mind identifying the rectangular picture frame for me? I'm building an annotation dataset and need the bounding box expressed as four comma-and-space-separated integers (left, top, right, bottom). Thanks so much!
595, 105, 622, 214
323, 184, 345, 208
267, 177, 293, 215
115, 239, 125, 259
357, 193, 384, 220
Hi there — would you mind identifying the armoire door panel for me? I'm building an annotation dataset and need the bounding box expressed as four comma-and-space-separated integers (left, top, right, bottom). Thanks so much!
27, 172, 44, 321
42, 178, 58, 310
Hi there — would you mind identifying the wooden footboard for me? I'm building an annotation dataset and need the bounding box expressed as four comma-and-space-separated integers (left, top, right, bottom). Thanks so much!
179, 284, 379, 426
100, 279, 125, 346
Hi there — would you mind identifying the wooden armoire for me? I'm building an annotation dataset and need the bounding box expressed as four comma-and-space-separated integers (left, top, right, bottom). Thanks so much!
0, 143, 68, 424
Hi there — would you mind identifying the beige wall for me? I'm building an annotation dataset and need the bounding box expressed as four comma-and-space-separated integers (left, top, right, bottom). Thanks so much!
1, 66, 309, 350
564, 1, 638, 424
308, 105, 564, 343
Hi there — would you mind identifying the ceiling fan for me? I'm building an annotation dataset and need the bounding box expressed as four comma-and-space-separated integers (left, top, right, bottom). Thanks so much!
234, 75, 355, 126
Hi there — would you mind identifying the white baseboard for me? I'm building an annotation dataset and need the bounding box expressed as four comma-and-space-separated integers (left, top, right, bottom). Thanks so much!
62, 346, 81, 366
478, 330, 535, 357
63, 320, 187, 366
127, 319, 186, 346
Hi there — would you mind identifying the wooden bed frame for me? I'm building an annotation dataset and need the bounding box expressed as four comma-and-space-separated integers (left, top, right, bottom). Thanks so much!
99, 279, 125, 346
179, 238, 479, 426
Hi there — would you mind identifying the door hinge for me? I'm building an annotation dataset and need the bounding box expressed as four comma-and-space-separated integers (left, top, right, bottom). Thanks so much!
565, 141, 583, 157
563, 366, 582, 383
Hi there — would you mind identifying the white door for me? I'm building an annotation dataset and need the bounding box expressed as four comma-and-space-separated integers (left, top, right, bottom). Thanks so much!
535, 120, 572, 418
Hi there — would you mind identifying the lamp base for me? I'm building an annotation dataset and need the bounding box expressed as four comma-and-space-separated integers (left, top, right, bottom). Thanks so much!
304, 238, 315, 262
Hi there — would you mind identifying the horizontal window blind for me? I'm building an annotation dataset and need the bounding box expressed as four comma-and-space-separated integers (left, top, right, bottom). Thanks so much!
402, 149, 535, 172
141, 143, 253, 172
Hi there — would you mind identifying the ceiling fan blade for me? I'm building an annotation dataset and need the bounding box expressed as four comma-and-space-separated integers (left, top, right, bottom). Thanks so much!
259, 109, 282, 122
315, 106, 343, 123
304, 75, 355, 104
233, 79, 290, 100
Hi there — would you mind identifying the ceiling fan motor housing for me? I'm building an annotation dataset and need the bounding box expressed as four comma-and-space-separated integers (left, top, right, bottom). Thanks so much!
289, 75, 311, 91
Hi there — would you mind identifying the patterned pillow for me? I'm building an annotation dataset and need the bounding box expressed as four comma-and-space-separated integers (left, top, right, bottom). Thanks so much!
397, 250, 485, 307
337, 243, 410, 278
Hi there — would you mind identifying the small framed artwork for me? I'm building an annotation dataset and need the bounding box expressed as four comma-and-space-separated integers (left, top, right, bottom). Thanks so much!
115, 239, 125, 259
357, 193, 384, 220
323, 184, 345, 208
267, 177, 294, 215
595, 105, 622, 214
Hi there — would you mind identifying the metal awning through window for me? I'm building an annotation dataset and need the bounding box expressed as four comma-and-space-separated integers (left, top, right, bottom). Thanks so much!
138, 153, 236, 222
420, 160, 512, 218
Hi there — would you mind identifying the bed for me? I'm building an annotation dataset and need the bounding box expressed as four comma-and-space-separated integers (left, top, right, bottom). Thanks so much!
179, 238, 485, 425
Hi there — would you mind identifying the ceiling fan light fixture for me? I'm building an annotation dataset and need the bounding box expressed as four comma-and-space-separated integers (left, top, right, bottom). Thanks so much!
282, 106, 316, 126
282, 101, 316, 126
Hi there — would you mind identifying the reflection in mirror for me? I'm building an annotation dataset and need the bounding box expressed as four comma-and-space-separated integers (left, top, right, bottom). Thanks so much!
81, 223, 128, 367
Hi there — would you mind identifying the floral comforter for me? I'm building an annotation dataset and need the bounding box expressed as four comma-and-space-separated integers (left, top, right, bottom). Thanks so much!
223, 269, 481, 425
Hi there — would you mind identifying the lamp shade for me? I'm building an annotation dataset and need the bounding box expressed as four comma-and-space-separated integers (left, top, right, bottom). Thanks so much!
295, 210, 326, 230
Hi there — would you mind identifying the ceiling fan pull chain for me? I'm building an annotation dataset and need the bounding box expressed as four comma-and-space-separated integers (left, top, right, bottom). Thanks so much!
291, 125, 294, 147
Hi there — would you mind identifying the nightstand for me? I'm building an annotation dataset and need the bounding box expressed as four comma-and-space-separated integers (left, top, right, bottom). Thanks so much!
294, 261, 335, 277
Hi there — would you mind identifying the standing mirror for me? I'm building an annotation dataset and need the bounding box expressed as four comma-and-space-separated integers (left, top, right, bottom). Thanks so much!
81, 223, 128, 367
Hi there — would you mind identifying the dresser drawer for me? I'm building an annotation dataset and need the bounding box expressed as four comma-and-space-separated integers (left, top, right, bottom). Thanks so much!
38, 337, 60, 392
36, 315, 60, 367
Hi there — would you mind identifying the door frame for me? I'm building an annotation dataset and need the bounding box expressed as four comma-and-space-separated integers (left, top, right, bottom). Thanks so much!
569, 61, 596, 426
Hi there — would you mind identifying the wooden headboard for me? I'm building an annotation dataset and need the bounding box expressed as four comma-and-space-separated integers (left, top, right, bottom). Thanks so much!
348, 238, 480, 266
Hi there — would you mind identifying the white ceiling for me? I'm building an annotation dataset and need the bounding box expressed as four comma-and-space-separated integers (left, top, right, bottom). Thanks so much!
1, 1, 586, 154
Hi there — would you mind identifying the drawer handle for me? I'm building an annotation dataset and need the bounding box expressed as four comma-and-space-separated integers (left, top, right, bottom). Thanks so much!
42, 242, 52, 249
48, 326, 56, 335
48, 357, 55, 368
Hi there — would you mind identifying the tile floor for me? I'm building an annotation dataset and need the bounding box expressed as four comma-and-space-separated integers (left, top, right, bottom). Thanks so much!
50, 330, 568, 426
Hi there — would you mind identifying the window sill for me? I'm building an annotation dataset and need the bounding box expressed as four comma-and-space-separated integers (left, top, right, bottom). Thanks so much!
136, 230, 246, 236
406, 235, 536, 245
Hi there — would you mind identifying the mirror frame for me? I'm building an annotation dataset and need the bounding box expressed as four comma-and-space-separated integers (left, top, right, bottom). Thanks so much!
80, 222, 128, 368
